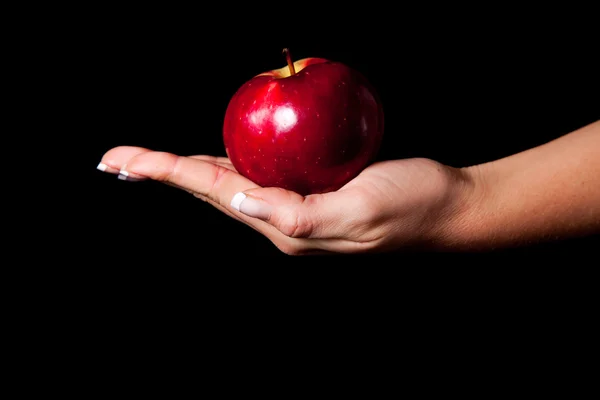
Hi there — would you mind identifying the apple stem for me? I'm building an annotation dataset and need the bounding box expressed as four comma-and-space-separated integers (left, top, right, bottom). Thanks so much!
282, 48, 296, 76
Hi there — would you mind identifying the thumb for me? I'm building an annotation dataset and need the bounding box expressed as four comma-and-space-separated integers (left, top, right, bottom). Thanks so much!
230, 187, 357, 239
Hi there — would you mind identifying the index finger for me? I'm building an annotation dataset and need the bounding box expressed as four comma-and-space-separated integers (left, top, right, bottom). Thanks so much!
98, 146, 235, 175
119, 150, 259, 210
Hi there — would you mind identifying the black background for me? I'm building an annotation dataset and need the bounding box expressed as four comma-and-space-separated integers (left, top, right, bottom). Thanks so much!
83, 6, 599, 261
9, 4, 596, 369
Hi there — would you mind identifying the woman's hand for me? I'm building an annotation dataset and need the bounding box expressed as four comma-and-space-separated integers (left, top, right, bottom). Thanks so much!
98, 121, 600, 254
97, 146, 470, 255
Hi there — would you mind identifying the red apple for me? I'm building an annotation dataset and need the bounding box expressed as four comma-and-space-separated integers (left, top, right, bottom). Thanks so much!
223, 49, 384, 196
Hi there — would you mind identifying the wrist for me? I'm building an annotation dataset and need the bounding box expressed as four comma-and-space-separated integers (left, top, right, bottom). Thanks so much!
425, 163, 489, 251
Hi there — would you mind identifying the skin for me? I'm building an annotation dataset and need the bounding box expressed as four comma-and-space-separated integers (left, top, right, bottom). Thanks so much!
98, 120, 600, 255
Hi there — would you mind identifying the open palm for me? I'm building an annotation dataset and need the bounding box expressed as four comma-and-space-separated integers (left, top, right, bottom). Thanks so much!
99, 146, 464, 254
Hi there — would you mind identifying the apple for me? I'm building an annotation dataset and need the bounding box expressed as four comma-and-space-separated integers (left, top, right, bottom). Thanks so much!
223, 48, 384, 196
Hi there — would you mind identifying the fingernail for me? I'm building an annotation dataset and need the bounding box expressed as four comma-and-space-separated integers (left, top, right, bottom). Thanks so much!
118, 167, 144, 182
97, 162, 120, 174
230, 192, 272, 220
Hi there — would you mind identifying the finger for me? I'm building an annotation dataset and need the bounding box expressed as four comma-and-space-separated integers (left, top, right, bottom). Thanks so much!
102, 148, 372, 253
98, 147, 234, 180
120, 159, 234, 182
118, 153, 364, 252
97, 146, 152, 174
184, 183, 333, 255
102, 148, 296, 241
212, 190, 365, 254
186, 181, 367, 254
199, 195, 286, 242
120, 150, 260, 210
100, 147, 233, 170
229, 186, 370, 240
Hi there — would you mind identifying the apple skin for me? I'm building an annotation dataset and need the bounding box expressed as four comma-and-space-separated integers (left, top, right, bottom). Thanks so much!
223, 57, 384, 196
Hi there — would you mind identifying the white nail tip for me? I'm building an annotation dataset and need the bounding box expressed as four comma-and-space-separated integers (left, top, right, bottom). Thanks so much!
119, 170, 129, 177
230, 192, 247, 211
117, 174, 128, 180
97, 163, 108, 171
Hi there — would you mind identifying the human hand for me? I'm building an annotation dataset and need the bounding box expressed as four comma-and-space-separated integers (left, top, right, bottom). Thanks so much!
97, 146, 471, 255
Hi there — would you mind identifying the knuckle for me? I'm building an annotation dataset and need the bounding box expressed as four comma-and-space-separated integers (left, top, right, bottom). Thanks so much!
277, 209, 312, 238
208, 165, 232, 203
166, 154, 184, 181
278, 216, 300, 237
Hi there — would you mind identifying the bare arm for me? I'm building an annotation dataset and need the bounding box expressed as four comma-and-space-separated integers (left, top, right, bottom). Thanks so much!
98, 120, 599, 255
445, 120, 600, 250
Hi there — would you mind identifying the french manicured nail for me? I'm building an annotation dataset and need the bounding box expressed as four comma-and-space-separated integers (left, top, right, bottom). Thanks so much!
97, 163, 108, 172
230, 192, 272, 220
118, 168, 144, 182
97, 162, 120, 174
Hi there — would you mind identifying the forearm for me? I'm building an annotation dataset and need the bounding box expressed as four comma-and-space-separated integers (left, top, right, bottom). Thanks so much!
444, 120, 600, 250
